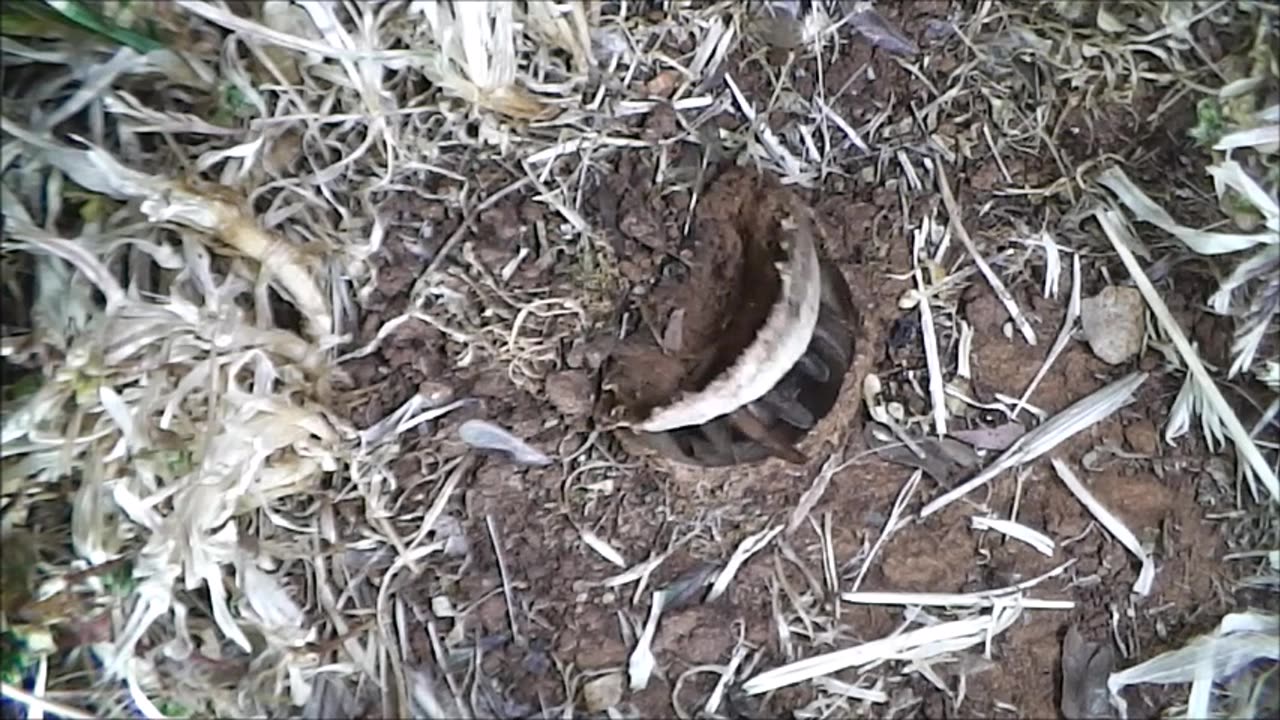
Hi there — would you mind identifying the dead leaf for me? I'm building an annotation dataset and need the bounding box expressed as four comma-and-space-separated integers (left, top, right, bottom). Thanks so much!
849, 9, 919, 57
951, 421, 1027, 451
1061, 624, 1118, 720
864, 421, 981, 485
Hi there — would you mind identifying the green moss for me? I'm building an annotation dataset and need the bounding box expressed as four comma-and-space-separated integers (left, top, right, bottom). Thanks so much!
1, 372, 42, 405
157, 699, 192, 718
0, 0, 164, 52
0, 630, 34, 686
102, 558, 137, 596
212, 83, 259, 124
1189, 97, 1225, 148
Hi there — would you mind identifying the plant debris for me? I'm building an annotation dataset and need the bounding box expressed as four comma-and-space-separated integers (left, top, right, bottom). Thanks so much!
2, 1, 1275, 717
1061, 624, 1117, 720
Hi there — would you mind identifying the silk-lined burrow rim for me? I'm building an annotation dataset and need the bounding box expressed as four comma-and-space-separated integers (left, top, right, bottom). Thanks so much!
638, 255, 857, 467
600, 168, 858, 467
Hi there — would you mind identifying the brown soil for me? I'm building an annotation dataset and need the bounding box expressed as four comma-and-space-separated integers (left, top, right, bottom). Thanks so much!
602, 167, 795, 419
336, 3, 1269, 718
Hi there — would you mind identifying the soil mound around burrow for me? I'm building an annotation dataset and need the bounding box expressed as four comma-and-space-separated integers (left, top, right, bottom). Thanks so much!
602, 167, 857, 465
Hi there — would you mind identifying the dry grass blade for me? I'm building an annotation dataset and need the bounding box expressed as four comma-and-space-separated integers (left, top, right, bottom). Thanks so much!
174, 0, 408, 61
935, 163, 1038, 346
920, 373, 1149, 518
0, 682, 95, 720
1107, 612, 1279, 719
579, 527, 629, 568
485, 514, 523, 646
1093, 208, 1278, 502
629, 591, 667, 692
1012, 253, 1082, 420
845, 559, 1077, 610
708, 525, 784, 602
841, 592, 1074, 611
1097, 167, 1275, 255
849, 470, 922, 593
914, 267, 948, 437
1051, 458, 1156, 596
742, 607, 1023, 696
970, 516, 1056, 557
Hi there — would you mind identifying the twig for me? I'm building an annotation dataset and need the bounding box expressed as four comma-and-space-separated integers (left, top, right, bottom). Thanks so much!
935, 163, 1038, 345
850, 470, 922, 592
485, 514, 523, 645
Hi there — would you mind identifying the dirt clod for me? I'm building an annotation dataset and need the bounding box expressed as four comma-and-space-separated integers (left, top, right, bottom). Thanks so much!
582, 673, 625, 712
545, 370, 594, 417
1125, 419, 1160, 455
1081, 286, 1146, 365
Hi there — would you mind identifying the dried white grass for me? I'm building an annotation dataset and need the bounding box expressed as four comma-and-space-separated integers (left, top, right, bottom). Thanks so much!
849, 470, 922, 593
1012, 253, 1082, 420
704, 638, 749, 716
936, 163, 1038, 346
725, 73, 808, 184
628, 590, 666, 692
813, 676, 889, 704
358, 393, 469, 449
1051, 458, 1156, 596
0, 11, 411, 713
174, 0, 368, 59
580, 528, 629, 569
1094, 208, 1278, 502
742, 605, 1023, 696
843, 592, 1074, 611
8, 197, 331, 680
602, 552, 671, 590
816, 97, 871, 153
957, 320, 974, 380
970, 515, 1057, 557
846, 558, 1076, 609
485, 515, 523, 646
1097, 167, 1276, 256
1164, 364, 1228, 453
708, 525, 784, 602
912, 258, 948, 436
3, 120, 332, 339
920, 372, 1148, 518
1107, 611, 1279, 719
0, 683, 94, 720
1214, 125, 1280, 153
788, 453, 842, 534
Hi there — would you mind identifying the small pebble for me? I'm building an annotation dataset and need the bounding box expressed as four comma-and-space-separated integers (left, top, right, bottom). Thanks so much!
583, 673, 625, 713
1080, 286, 1146, 365
1124, 419, 1159, 455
